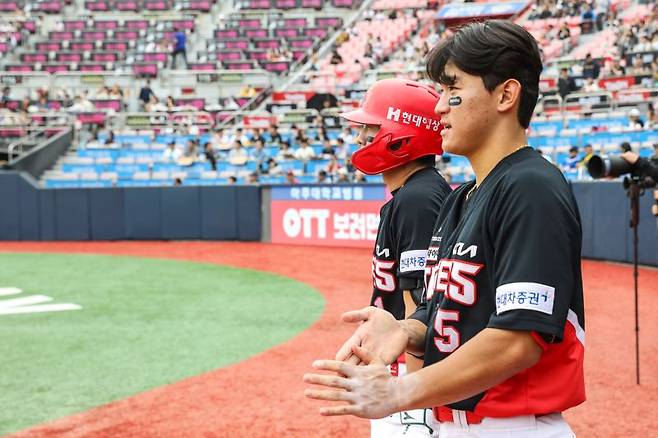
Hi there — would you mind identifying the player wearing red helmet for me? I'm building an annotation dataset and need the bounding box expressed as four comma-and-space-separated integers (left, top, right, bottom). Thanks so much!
340, 78, 452, 437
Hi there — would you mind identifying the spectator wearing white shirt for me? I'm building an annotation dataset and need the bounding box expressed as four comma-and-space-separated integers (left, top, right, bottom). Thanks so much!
294, 139, 316, 162
162, 141, 181, 162
228, 140, 248, 166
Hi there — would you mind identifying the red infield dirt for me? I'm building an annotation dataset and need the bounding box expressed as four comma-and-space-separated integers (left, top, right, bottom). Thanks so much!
2, 242, 657, 438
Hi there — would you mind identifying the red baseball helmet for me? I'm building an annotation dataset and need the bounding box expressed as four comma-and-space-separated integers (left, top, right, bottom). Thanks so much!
340, 78, 443, 175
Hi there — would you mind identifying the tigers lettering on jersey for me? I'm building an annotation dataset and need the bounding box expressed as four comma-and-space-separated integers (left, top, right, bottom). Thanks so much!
425, 259, 483, 304
372, 256, 396, 292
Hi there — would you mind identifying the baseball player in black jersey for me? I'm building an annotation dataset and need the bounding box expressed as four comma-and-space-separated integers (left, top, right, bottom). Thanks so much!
340, 78, 451, 437
305, 20, 585, 438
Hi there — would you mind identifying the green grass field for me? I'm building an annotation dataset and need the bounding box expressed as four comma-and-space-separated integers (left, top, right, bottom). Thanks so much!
0, 252, 324, 435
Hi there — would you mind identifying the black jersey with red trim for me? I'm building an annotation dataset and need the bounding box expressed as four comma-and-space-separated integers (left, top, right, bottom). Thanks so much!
411, 147, 586, 417
371, 167, 451, 320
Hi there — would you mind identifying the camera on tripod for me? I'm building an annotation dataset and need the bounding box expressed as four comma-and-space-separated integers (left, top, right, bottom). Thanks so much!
587, 154, 656, 190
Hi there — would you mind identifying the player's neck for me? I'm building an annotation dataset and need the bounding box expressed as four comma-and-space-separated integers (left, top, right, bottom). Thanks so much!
467, 123, 528, 187
383, 162, 428, 192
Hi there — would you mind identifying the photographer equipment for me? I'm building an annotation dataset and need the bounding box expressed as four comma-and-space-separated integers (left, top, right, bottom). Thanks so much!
587, 154, 657, 385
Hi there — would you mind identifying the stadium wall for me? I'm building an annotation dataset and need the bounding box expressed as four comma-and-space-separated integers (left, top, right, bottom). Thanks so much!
1, 172, 656, 266
0, 171, 261, 241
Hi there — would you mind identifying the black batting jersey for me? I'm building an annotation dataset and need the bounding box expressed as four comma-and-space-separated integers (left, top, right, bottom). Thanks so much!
371, 167, 451, 320
412, 147, 586, 417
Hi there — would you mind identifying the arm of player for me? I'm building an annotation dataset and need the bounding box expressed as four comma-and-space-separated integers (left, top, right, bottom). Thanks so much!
402, 290, 424, 373
306, 327, 541, 418
334, 306, 427, 365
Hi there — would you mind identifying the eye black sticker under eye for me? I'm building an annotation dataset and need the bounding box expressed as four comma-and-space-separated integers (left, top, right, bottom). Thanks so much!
448, 96, 462, 106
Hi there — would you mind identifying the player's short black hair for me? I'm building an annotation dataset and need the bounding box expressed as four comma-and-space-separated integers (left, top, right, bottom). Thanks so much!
426, 19, 542, 129
415, 155, 436, 168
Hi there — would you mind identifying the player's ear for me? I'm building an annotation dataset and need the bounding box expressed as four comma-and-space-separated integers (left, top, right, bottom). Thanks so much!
496, 79, 522, 114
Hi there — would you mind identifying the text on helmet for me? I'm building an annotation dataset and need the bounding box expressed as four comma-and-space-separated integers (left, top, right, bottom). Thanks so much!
386, 107, 441, 132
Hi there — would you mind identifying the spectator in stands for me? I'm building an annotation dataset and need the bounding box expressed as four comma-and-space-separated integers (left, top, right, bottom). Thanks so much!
582, 54, 600, 79
320, 139, 335, 159
620, 141, 632, 153
277, 141, 295, 161
558, 67, 578, 99
628, 56, 650, 76
214, 128, 234, 150
342, 127, 355, 145
86, 130, 103, 149
69, 94, 94, 112
580, 144, 595, 167
285, 170, 298, 184
325, 155, 342, 178
557, 23, 571, 40
239, 84, 256, 98
251, 139, 269, 173
582, 77, 600, 93
104, 131, 117, 148
294, 139, 316, 162
0, 87, 10, 108
170, 27, 187, 69
96, 86, 111, 99
330, 50, 343, 65
203, 142, 217, 171
163, 141, 181, 162
166, 96, 176, 112
139, 80, 155, 110
628, 108, 645, 129
564, 146, 581, 170
335, 137, 349, 160
647, 103, 658, 128
317, 170, 329, 183
268, 124, 282, 144
228, 176, 237, 184
354, 171, 367, 183
173, 177, 183, 186
178, 139, 198, 166
228, 140, 248, 166
247, 172, 259, 184
607, 58, 626, 77
263, 158, 283, 175
235, 127, 250, 146
335, 172, 350, 184
581, 3, 594, 34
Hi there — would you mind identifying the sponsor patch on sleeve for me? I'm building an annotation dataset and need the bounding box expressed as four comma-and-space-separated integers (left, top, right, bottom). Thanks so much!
495, 282, 555, 315
399, 250, 428, 273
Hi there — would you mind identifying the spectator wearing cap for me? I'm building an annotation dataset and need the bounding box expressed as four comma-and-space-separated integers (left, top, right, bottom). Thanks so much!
163, 141, 181, 162
628, 109, 645, 129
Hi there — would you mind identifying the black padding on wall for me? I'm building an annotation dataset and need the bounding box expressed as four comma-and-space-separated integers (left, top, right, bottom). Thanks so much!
200, 186, 238, 239
0, 173, 20, 240
161, 187, 201, 239
18, 177, 40, 240
123, 188, 162, 239
89, 188, 125, 240
54, 189, 90, 240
